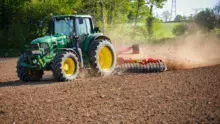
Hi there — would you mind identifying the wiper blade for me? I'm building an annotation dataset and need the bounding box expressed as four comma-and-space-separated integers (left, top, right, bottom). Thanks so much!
64, 20, 74, 30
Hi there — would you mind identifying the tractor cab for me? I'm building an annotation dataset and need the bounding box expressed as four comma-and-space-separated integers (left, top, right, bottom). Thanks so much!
48, 14, 95, 41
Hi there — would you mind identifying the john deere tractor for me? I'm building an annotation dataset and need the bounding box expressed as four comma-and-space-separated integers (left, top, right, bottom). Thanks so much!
17, 14, 116, 82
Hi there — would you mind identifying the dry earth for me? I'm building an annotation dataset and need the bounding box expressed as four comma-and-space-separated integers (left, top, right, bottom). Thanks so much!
0, 58, 220, 123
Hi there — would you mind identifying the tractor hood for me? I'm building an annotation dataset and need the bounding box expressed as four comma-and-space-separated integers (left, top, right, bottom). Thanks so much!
31, 34, 66, 44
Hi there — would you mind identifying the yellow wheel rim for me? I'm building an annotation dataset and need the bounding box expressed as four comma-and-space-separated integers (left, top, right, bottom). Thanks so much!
98, 46, 113, 70
63, 57, 75, 75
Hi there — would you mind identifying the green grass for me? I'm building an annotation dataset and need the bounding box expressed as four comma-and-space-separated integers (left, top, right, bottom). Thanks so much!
153, 22, 180, 39
107, 22, 180, 44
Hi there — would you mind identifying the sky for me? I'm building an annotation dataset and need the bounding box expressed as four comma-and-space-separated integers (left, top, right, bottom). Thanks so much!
155, 0, 219, 19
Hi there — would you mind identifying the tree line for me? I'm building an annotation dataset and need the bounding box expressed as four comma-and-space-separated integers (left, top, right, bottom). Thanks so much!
0, 0, 166, 53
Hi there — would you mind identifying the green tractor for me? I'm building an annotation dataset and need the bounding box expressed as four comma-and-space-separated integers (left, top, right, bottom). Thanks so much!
17, 14, 116, 82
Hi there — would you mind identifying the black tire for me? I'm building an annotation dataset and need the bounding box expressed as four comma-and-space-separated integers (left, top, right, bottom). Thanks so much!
52, 51, 79, 81
88, 39, 116, 76
16, 53, 44, 82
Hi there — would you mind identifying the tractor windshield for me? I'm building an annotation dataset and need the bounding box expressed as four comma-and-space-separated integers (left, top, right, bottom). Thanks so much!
54, 18, 73, 36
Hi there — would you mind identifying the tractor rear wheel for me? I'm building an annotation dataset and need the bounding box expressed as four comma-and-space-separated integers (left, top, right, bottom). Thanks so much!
52, 51, 79, 81
89, 40, 116, 76
16, 53, 44, 82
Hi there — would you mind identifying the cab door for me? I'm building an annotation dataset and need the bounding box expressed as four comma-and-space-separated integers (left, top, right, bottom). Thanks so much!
75, 17, 92, 49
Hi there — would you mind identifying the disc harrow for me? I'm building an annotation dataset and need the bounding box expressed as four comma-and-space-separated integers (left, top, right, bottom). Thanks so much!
117, 57, 167, 73
119, 62, 166, 73
116, 44, 167, 74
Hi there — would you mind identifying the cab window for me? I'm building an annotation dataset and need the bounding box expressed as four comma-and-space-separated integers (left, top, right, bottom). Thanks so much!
75, 18, 86, 35
54, 18, 73, 36
75, 17, 92, 35
85, 18, 92, 34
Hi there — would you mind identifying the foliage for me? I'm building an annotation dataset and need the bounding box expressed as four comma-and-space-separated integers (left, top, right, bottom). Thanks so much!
161, 10, 171, 22
129, 0, 149, 38
128, 0, 149, 23
214, 1, 220, 28
172, 23, 187, 36
0, 0, 167, 56
195, 9, 216, 31
145, 0, 167, 38
151, 22, 177, 40
0, 0, 81, 52
174, 15, 187, 22
146, 5, 156, 38
214, 1, 220, 17
188, 15, 194, 21
147, 0, 167, 8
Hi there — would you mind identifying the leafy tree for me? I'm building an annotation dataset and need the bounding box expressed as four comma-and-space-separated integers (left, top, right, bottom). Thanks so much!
195, 9, 216, 30
146, 0, 167, 37
214, 1, 220, 17
182, 16, 187, 21
162, 10, 171, 22
174, 15, 182, 22
130, 0, 149, 37
214, 1, 220, 28
187, 14, 194, 21
104, 0, 130, 25
172, 23, 187, 36
174, 15, 187, 22
146, 5, 154, 37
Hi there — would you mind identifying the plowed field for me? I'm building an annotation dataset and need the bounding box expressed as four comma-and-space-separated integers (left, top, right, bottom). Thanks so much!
0, 58, 219, 123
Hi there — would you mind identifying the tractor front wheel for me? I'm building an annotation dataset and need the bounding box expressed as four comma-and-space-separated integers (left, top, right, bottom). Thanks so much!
16, 53, 44, 82
52, 51, 79, 81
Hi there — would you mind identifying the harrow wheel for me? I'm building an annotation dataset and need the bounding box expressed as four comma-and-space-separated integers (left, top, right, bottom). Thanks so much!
119, 62, 167, 73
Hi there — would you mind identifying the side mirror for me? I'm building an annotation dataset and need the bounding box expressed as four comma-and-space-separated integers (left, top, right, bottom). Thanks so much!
79, 17, 83, 24
94, 27, 100, 33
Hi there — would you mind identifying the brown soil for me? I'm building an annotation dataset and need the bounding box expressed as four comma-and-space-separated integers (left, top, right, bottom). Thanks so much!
0, 58, 220, 123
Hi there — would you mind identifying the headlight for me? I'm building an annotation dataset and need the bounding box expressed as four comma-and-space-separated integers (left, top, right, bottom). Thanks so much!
40, 43, 49, 55
32, 50, 41, 55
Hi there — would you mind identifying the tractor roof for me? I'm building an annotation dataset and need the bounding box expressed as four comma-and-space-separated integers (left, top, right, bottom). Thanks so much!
53, 15, 92, 18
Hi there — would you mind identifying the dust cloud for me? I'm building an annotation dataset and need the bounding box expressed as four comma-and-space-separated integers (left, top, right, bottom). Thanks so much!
107, 25, 220, 70
139, 33, 220, 70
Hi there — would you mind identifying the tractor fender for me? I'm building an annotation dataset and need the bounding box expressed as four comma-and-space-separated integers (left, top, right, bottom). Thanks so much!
89, 34, 112, 47
57, 48, 79, 57
83, 34, 112, 53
